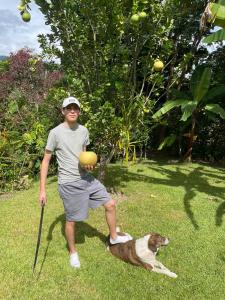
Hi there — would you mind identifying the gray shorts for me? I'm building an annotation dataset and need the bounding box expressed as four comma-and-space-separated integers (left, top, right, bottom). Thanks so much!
58, 175, 111, 221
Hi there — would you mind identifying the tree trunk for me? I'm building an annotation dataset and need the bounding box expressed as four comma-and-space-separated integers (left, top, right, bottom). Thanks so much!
159, 125, 166, 145
182, 113, 197, 162
97, 148, 115, 183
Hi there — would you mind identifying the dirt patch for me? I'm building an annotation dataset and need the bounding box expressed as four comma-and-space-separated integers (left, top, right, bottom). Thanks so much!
107, 187, 128, 203
0, 193, 14, 201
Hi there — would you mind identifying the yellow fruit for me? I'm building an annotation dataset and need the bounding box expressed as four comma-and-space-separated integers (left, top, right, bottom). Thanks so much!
22, 11, 31, 22
139, 12, 147, 19
17, 5, 26, 11
79, 151, 97, 166
131, 14, 140, 22
153, 59, 164, 71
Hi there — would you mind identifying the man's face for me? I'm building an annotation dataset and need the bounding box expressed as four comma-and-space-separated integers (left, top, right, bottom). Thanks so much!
63, 104, 80, 123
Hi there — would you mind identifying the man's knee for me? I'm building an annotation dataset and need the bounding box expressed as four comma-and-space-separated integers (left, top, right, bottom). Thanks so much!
104, 199, 116, 211
66, 220, 75, 228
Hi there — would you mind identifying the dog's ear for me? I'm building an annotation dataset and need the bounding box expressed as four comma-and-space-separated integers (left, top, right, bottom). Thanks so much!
148, 242, 157, 252
148, 234, 158, 252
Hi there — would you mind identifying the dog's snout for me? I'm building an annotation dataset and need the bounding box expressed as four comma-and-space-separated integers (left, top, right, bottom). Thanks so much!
164, 238, 170, 245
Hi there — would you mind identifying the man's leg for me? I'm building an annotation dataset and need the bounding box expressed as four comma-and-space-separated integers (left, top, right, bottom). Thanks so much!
104, 199, 132, 244
104, 199, 117, 239
65, 220, 80, 268
65, 221, 77, 253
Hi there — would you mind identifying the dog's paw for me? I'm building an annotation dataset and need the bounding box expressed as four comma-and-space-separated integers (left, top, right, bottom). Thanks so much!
167, 272, 178, 278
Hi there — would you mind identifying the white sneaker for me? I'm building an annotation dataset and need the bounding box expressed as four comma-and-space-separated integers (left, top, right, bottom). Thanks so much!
70, 252, 80, 268
110, 233, 133, 244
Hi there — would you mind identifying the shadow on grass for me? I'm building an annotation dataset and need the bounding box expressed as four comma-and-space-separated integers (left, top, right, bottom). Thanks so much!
36, 160, 225, 278
104, 162, 225, 230
216, 202, 225, 226
37, 214, 107, 278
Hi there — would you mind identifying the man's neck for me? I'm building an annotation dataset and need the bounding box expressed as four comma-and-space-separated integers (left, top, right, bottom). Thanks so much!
63, 121, 78, 129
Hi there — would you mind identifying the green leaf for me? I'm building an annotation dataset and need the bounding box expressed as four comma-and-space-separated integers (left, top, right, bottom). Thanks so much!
8, 101, 18, 114
170, 89, 190, 100
115, 81, 123, 91
152, 99, 189, 119
203, 28, 225, 44
158, 134, 176, 150
180, 101, 198, 122
190, 66, 211, 102
205, 104, 225, 119
203, 85, 225, 102
205, 111, 218, 122
210, 3, 225, 19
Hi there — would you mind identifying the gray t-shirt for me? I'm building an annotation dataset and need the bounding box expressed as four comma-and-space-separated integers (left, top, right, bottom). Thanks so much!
45, 123, 90, 184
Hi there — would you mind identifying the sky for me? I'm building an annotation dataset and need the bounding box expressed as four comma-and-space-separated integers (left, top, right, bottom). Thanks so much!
0, 0, 50, 56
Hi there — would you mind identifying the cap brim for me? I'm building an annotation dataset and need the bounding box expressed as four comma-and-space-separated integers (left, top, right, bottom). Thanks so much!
63, 102, 80, 108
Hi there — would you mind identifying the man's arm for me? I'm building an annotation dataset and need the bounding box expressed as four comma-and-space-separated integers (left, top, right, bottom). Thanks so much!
39, 150, 52, 205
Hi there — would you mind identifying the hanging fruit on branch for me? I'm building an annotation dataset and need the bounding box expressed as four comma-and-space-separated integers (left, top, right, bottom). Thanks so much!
138, 11, 147, 19
130, 11, 147, 24
22, 10, 31, 22
17, 0, 32, 22
153, 59, 164, 72
130, 14, 140, 23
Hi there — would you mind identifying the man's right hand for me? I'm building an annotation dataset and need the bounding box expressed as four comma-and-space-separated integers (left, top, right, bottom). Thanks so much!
39, 191, 47, 206
83, 164, 94, 171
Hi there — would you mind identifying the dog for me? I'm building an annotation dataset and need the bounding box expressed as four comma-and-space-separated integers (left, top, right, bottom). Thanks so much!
107, 229, 177, 278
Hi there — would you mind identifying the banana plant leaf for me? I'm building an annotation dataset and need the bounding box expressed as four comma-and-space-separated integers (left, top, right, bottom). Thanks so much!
180, 101, 198, 122
190, 66, 211, 102
170, 89, 190, 99
158, 134, 176, 150
203, 28, 225, 43
152, 99, 189, 119
209, 2, 225, 28
203, 85, 225, 102
205, 111, 219, 121
205, 103, 225, 119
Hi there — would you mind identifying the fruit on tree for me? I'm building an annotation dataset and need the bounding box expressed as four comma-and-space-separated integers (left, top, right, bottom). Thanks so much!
139, 12, 147, 19
22, 10, 31, 22
153, 59, 164, 71
17, 5, 26, 11
131, 14, 140, 22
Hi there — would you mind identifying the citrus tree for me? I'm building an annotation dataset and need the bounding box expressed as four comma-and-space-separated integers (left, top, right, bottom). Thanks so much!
152, 65, 225, 162
27, 0, 176, 178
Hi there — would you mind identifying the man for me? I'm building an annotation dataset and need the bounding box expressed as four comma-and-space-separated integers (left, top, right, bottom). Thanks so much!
39, 96, 132, 268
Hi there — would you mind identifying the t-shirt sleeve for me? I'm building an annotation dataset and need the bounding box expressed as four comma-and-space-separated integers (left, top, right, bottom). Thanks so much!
45, 130, 56, 152
84, 128, 90, 146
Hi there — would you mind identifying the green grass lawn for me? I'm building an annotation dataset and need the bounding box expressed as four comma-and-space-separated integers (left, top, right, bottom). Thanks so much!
1, 160, 225, 300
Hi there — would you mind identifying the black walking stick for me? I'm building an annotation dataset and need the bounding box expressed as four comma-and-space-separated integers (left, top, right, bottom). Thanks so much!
32, 203, 45, 273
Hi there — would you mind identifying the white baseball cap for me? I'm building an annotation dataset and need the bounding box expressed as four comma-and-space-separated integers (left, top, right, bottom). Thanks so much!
62, 96, 80, 109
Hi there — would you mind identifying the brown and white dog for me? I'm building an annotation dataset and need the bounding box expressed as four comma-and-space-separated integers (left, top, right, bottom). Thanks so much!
107, 230, 177, 278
